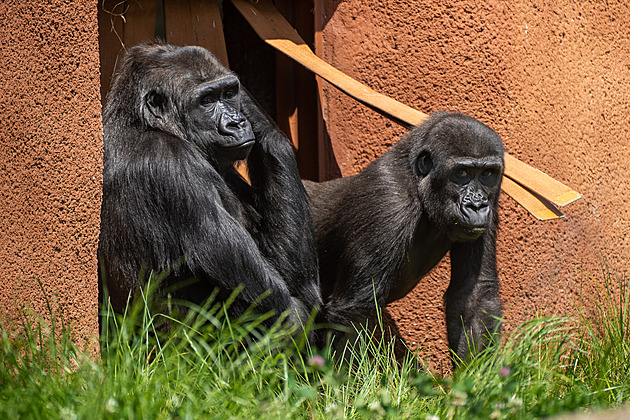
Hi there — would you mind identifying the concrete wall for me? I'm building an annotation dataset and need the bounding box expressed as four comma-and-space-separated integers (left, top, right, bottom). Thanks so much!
318, 0, 630, 371
0, 1, 102, 348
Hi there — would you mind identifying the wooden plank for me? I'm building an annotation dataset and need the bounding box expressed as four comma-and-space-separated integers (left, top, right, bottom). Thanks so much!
501, 177, 564, 220
274, 0, 298, 149
313, 0, 328, 181
274, 0, 320, 180
98, 0, 125, 104
164, 0, 229, 67
229, 0, 581, 219
292, 0, 320, 181
163, 0, 193, 45
275, 55, 299, 149
123, 0, 158, 48
190, 0, 229, 67
504, 154, 581, 207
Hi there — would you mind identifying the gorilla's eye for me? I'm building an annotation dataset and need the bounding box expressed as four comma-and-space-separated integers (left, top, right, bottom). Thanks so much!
200, 95, 216, 106
224, 87, 238, 99
452, 168, 472, 184
480, 168, 499, 186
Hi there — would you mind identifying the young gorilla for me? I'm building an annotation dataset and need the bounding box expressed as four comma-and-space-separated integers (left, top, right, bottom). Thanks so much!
304, 112, 504, 362
98, 44, 321, 333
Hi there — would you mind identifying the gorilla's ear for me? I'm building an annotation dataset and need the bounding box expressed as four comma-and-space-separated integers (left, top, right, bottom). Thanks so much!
145, 91, 167, 119
416, 152, 433, 177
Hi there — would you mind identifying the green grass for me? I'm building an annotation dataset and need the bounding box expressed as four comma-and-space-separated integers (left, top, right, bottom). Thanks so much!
0, 272, 628, 419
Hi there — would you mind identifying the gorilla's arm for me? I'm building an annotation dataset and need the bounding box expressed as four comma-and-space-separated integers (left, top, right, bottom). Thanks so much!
445, 222, 502, 362
238, 93, 322, 313
100, 129, 302, 319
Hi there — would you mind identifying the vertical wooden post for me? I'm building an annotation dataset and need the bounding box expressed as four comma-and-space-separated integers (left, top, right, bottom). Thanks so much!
163, 0, 229, 67
123, 0, 158, 47
274, 0, 320, 181
293, 1, 320, 182
275, 0, 299, 152
98, 0, 157, 102
314, 0, 331, 181
98, 0, 125, 105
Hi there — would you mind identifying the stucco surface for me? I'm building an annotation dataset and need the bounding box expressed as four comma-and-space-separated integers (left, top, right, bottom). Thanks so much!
0, 1, 102, 349
318, 0, 630, 372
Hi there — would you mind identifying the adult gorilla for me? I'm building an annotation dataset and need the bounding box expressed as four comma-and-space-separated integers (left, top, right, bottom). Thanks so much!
304, 112, 504, 362
98, 44, 321, 331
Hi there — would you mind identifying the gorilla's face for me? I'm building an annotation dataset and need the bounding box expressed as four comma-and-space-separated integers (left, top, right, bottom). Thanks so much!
187, 75, 255, 167
412, 114, 504, 242
441, 159, 502, 241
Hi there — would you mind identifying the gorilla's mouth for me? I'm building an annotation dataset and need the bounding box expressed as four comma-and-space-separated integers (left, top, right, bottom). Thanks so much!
454, 221, 487, 231
463, 225, 487, 233
221, 139, 255, 151
451, 223, 487, 242
217, 140, 255, 165
460, 225, 487, 238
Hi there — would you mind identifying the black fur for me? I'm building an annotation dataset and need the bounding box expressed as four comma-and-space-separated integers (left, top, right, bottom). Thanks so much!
304, 112, 504, 362
98, 44, 321, 331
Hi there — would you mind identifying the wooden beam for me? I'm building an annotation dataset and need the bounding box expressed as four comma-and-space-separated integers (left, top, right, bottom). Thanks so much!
504, 154, 580, 207
501, 177, 564, 221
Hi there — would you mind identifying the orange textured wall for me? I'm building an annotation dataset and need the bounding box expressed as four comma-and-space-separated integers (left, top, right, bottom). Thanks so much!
0, 1, 102, 349
318, 0, 630, 371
